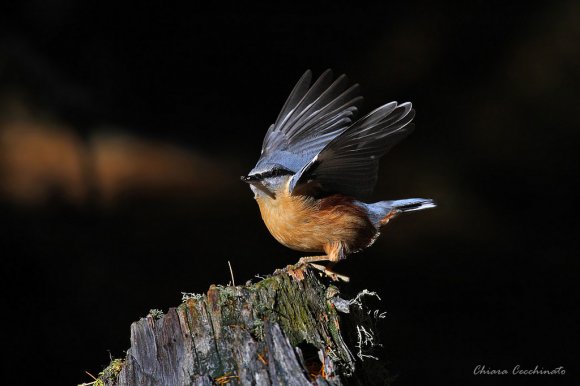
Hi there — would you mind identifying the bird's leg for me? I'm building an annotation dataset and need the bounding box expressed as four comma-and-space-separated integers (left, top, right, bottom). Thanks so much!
297, 255, 330, 265
274, 255, 328, 277
291, 255, 349, 281
291, 257, 350, 282
297, 242, 350, 282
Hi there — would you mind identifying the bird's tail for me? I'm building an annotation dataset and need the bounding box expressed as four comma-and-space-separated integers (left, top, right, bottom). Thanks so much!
362, 198, 436, 227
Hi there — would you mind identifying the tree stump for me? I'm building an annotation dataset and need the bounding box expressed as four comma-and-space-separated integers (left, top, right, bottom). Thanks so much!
89, 267, 392, 385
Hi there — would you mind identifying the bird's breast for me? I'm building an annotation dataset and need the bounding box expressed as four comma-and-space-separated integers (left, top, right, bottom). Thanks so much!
255, 191, 376, 253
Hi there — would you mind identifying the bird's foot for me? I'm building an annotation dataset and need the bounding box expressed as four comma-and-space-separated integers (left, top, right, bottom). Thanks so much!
297, 255, 329, 265
309, 263, 350, 282
275, 256, 350, 282
296, 254, 350, 282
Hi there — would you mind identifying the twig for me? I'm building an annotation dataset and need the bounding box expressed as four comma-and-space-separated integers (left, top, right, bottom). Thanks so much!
228, 260, 236, 287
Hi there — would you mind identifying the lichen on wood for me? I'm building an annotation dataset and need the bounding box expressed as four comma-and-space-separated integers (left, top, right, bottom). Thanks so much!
92, 267, 392, 385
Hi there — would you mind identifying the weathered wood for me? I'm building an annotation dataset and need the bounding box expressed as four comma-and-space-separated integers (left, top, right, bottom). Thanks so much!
91, 267, 392, 385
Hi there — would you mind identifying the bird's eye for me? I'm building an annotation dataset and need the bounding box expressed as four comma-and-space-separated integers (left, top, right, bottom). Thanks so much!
270, 168, 291, 177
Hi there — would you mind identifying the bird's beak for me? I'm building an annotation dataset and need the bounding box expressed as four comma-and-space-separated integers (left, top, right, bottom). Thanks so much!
240, 175, 256, 183
240, 175, 276, 199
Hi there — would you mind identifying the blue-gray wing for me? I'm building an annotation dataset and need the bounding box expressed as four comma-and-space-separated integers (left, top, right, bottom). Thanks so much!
289, 102, 415, 198
253, 69, 363, 175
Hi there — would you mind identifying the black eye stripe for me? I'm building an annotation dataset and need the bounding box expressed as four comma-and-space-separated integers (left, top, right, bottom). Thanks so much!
261, 168, 292, 179
246, 168, 293, 181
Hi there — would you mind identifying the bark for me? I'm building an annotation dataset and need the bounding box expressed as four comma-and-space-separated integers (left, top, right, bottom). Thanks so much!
93, 267, 392, 386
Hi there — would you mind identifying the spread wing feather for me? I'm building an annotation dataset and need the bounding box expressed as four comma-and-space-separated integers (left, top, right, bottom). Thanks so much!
289, 102, 415, 198
253, 70, 416, 199
255, 70, 362, 174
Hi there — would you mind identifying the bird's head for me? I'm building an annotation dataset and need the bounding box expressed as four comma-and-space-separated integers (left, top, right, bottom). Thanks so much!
241, 164, 294, 200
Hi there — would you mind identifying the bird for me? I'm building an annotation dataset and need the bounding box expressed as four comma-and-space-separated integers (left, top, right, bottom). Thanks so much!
242, 69, 435, 280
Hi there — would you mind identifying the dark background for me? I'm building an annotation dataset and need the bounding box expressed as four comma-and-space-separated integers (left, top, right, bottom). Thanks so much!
1, 1, 578, 385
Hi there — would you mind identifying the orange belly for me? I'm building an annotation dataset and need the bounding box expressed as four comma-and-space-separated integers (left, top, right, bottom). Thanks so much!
255, 191, 376, 254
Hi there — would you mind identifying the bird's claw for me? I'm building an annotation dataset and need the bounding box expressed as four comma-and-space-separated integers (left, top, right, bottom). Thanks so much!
274, 262, 349, 282
309, 263, 350, 282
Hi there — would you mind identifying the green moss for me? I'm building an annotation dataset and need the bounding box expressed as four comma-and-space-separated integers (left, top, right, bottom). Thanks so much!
217, 285, 238, 305
79, 358, 125, 386
252, 274, 279, 291
181, 292, 203, 302
251, 319, 265, 340
100, 359, 125, 381
147, 309, 164, 319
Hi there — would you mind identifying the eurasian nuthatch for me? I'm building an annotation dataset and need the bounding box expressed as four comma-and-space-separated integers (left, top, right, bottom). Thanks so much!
242, 70, 434, 278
